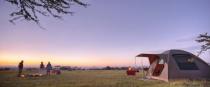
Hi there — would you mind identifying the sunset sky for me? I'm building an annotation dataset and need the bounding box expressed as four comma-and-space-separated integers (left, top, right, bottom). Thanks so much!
0, 0, 210, 67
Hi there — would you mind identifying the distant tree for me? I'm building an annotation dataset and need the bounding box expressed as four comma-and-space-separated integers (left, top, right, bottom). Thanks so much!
103, 66, 112, 70
5, 0, 87, 25
196, 33, 210, 56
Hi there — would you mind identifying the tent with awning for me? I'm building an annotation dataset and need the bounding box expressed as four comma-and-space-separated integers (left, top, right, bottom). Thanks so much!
136, 49, 210, 82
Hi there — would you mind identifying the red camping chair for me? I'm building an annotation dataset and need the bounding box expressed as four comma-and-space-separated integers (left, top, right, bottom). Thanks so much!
126, 67, 137, 76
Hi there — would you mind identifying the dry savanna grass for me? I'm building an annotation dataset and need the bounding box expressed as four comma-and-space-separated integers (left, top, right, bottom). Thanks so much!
0, 70, 210, 87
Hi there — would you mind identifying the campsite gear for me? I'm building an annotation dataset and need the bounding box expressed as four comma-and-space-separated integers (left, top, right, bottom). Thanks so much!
19, 73, 44, 78
27, 73, 44, 77
52, 70, 61, 75
52, 66, 61, 75
20, 74, 25, 77
136, 49, 210, 82
126, 67, 137, 75
17, 60, 24, 77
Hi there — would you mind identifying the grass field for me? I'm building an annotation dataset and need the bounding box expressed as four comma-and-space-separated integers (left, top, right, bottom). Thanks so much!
0, 70, 210, 87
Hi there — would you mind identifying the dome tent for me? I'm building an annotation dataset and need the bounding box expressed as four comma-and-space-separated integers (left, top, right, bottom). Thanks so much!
136, 49, 210, 82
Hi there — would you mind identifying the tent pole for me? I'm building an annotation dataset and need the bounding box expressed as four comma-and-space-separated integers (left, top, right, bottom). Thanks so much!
141, 58, 145, 79
135, 57, 137, 68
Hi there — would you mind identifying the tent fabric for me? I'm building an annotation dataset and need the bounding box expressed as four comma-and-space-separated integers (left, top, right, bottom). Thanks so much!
136, 49, 210, 82
136, 54, 160, 64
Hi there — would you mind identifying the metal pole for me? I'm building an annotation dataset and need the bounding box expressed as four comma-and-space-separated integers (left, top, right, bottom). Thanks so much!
141, 58, 145, 79
135, 57, 137, 68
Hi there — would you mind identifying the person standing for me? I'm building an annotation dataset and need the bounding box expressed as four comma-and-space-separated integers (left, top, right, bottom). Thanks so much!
39, 61, 45, 74
40, 61, 45, 69
46, 62, 52, 76
17, 60, 24, 77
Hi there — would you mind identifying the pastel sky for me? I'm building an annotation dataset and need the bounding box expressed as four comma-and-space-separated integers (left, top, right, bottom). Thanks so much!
0, 0, 210, 67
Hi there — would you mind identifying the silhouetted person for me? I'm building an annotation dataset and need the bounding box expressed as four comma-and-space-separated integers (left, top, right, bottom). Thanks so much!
40, 62, 45, 69
46, 62, 52, 75
17, 60, 24, 77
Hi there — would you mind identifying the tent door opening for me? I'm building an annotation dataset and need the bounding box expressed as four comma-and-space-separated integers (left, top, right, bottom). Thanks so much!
152, 58, 165, 76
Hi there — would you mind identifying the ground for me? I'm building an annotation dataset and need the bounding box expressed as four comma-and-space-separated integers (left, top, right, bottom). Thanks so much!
0, 70, 210, 87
